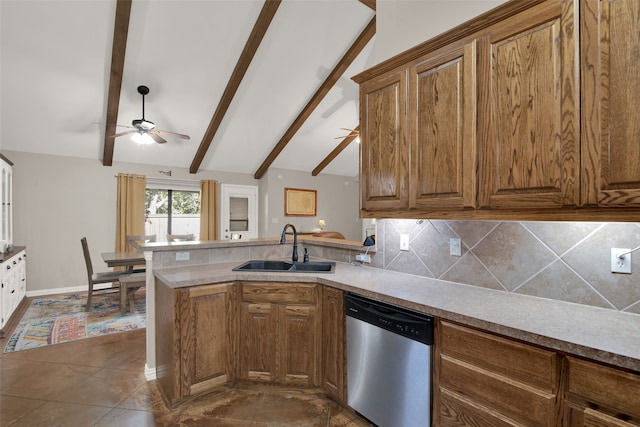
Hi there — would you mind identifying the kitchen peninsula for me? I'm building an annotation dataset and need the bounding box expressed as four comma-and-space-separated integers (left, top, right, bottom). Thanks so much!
140, 238, 640, 426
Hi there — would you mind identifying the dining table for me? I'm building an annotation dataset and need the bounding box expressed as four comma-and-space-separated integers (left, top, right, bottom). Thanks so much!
101, 250, 146, 273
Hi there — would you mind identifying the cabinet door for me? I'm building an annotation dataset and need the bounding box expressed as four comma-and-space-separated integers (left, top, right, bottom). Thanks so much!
239, 302, 277, 382
581, 0, 640, 206
279, 304, 318, 386
360, 68, 409, 212
478, 0, 579, 209
181, 283, 236, 398
411, 41, 477, 209
321, 287, 346, 402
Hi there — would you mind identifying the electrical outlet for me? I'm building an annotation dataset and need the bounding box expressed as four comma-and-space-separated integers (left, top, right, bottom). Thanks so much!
176, 252, 190, 261
611, 248, 631, 274
400, 234, 410, 251
450, 238, 462, 256
356, 254, 371, 263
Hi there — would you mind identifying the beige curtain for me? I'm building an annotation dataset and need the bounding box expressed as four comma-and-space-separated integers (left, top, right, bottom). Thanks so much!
115, 173, 147, 253
200, 180, 219, 240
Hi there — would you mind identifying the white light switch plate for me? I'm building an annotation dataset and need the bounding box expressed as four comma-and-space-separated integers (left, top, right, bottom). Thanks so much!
400, 234, 410, 251
450, 238, 462, 256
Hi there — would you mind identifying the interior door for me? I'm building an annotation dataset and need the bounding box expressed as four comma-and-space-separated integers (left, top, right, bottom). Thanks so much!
220, 184, 258, 240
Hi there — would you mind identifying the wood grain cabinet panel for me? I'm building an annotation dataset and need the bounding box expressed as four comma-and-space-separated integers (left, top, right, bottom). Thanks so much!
155, 281, 236, 408
563, 356, 640, 427
581, 0, 640, 206
411, 41, 477, 210
239, 302, 278, 382
280, 304, 318, 386
359, 68, 409, 212
436, 320, 560, 427
478, 0, 579, 209
321, 286, 346, 403
238, 282, 319, 387
185, 284, 237, 396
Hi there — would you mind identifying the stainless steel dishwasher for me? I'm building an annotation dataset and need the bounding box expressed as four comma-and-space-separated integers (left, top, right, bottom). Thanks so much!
346, 293, 434, 427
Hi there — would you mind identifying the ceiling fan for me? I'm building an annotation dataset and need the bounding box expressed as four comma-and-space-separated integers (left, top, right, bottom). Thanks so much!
334, 127, 359, 140
111, 85, 190, 145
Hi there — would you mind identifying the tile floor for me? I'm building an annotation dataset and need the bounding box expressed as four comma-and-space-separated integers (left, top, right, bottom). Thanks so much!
0, 328, 371, 426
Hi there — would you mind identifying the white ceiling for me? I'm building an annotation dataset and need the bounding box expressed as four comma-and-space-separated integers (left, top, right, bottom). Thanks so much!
0, 0, 376, 178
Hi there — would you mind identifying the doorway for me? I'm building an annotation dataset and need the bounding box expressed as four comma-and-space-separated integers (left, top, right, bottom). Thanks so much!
220, 184, 258, 240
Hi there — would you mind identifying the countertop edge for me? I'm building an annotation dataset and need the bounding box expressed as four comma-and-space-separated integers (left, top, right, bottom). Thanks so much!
153, 260, 640, 373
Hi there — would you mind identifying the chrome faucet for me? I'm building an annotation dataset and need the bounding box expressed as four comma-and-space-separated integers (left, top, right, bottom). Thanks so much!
279, 223, 298, 263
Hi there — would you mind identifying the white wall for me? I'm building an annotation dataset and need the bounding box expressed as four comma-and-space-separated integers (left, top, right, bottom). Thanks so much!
260, 168, 361, 240
376, 0, 508, 63
7, 150, 257, 293
7, 151, 361, 294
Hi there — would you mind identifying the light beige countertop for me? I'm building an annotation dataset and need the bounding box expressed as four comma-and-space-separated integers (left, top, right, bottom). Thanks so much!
154, 259, 640, 372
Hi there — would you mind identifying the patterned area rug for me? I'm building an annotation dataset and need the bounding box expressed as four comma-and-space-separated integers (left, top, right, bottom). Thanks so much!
3, 289, 146, 353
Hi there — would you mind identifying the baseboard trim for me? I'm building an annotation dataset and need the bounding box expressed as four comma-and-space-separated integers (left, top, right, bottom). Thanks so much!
145, 363, 157, 381
26, 283, 114, 298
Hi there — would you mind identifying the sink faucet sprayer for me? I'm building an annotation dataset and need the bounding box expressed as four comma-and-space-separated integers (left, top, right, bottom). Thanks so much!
279, 224, 298, 263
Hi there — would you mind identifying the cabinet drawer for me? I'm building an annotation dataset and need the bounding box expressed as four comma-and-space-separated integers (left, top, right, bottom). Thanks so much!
241, 282, 317, 304
567, 356, 640, 419
440, 354, 556, 426
440, 321, 558, 392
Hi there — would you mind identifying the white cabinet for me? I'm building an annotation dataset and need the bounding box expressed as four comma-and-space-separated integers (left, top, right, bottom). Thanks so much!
0, 155, 12, 248
1, 249, 26, 331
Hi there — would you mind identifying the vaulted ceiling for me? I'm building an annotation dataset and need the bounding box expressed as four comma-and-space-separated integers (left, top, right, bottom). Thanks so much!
0, 0, 376, 178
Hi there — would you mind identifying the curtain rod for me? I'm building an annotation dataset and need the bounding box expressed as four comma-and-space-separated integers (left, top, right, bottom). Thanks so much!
113, 175, 202, 184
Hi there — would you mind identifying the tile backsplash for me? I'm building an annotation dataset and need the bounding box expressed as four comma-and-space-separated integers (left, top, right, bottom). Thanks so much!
374, 219, 640, 314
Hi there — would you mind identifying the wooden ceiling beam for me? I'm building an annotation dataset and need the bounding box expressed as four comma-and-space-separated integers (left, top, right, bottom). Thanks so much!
189, 0, 282, 174
102, 0, 132, 167
253, 17, 375, 179
312, 126, 359, 176
359, 0, 376, 11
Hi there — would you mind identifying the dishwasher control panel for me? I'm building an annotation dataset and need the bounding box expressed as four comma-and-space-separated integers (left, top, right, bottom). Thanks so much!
345, 293, 433, 345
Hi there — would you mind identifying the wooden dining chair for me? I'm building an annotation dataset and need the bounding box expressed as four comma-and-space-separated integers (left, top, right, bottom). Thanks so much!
119, 272, 146, 314
81, 237, 126, 311
166, 233, 195, 242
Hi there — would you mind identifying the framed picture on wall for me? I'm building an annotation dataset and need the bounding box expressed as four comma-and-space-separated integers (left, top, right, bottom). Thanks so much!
284, 187, 317, 216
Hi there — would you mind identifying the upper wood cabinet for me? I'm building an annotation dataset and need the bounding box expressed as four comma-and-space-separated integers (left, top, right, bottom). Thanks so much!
360, 69, 409, 211
411, 41, 478, 210
581, 0, 640, 207
478, 0, 579, 209
354, 0, 640, 220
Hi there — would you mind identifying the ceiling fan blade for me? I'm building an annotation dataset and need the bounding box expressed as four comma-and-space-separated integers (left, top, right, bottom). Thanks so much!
149, 133, 167, 144
111, 130, 137, 138
156, 129, 191, 140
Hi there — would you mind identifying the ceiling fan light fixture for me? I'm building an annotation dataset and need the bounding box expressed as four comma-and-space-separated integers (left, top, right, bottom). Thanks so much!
132, 131, 154, 145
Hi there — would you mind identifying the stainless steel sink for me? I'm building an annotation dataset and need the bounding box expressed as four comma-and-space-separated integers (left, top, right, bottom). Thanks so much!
233, 260, 335, 273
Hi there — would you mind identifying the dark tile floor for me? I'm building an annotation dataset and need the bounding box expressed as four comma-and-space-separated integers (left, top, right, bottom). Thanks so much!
0, 329, 371, 426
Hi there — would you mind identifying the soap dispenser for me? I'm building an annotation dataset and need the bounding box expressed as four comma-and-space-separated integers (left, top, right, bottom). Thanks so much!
303, 248, 309, 263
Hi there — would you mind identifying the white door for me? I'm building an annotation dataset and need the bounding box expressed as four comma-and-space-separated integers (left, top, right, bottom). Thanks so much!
220, 184, 258, 240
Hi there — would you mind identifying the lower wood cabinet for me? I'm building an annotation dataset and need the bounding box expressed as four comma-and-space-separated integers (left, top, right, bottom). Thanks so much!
155, 281, 236, 407
238, 282, 320, 387
434, 320, 640, 427
321, 286, 346, 403
564, 356, 640, 427
435, 320, 560, 426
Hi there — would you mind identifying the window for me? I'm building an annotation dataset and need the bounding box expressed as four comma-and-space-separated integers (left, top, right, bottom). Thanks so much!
145, 189, 200, 242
